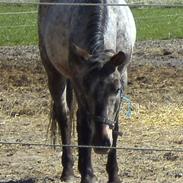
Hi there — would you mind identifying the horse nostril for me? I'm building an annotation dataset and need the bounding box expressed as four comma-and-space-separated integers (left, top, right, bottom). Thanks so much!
103, 137, 111, 147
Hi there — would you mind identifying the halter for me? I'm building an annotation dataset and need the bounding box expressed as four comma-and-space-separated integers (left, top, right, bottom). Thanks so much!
86, 87, 124, 131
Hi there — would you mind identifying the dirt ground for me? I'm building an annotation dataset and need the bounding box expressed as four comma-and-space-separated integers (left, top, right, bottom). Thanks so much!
0, 40, 183, 183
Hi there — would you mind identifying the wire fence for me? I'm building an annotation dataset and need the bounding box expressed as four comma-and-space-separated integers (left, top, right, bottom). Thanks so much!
0, 11, 183, 29
0, 24, 36, 28
0, 10, 183, 18
0, 0, 183, 7
1, 141, 183, 153
0, 10, 37, 15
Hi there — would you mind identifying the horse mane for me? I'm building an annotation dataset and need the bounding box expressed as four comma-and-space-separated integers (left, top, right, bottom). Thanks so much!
83, 0, 108, 54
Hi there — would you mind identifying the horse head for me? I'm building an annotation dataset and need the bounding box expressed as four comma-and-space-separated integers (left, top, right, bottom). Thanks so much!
69, 43, 127, 154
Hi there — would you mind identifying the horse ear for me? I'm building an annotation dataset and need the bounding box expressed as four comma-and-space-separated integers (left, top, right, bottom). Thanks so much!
69, 43, 92, 76
102, 51, 127, 75
109, 51, 127, 67
71, 43, 91, 61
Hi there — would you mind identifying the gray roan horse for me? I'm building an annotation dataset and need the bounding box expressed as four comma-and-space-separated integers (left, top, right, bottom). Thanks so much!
38, 0, 136, 182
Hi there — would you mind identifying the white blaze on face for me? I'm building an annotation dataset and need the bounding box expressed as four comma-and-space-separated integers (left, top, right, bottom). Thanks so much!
102, 124, 113, 146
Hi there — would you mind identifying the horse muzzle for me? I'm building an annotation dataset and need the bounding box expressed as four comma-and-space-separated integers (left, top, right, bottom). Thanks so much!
93, 124, 113, 154
93, 146, 111, 154
93, 139, 112, 154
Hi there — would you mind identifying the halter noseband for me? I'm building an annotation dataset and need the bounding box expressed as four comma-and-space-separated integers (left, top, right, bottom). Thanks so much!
87, 114, 116, 129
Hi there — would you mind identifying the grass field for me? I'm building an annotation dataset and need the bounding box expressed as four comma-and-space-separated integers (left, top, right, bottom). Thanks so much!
0, 5, 37, 45
0, 4, 183, 45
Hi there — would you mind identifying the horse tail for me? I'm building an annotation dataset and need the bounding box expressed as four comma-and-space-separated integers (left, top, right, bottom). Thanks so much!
47, 80, 77, 148
47, 99, 57, 147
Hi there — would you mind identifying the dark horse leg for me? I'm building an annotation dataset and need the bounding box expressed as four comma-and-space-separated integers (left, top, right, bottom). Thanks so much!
39, 47, 74, 181
49, 75, 74, 181
106, 122, 121, 183
77, 109, 97, 183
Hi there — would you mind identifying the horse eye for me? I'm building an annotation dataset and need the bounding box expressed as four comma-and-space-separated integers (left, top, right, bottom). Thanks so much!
115, 88, 121, 94
116, 88, 121, 93
110, 84, 121, 95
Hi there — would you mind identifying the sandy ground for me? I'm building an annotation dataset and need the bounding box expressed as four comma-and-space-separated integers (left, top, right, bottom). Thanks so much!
0, 40, 183, 183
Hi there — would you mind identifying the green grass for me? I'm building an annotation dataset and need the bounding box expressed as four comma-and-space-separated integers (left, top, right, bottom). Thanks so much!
133, 8, 183, 40
0, 4, 38, 45
0, 4, 183, 45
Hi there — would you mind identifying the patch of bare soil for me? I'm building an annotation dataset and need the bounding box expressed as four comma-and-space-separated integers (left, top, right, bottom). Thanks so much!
0, 40, 183, 183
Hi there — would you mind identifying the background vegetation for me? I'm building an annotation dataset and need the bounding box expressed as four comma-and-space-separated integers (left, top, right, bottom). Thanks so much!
0, 2, 183, 45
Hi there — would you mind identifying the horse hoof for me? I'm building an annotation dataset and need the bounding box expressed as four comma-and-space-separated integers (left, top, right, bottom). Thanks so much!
81, 175, 99, 183
61, 175, 75, 183
107, 178, 122, 183
91, 176, 99, 183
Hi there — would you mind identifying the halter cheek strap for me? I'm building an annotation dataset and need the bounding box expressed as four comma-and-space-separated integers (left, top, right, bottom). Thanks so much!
86, 88, 123, 130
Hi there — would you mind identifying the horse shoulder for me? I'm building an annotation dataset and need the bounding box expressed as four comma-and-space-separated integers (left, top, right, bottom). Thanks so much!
39, 5, 72, 78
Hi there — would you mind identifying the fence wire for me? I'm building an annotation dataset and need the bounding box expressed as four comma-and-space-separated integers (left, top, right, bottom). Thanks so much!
0, 11, 37, 15
0, 12, 183, 29
0, 1, 183, 8
0, 24, 36, 28
0, 10, 182, 18
0, 141, 183, 153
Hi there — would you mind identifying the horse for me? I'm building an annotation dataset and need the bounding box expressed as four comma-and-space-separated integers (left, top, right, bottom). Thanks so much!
38, 0, 136, 182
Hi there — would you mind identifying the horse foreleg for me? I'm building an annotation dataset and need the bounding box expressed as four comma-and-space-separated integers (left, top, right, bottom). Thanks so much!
77, 110, 97, 183
48, 74, 74, 182
106, 123, 121, 183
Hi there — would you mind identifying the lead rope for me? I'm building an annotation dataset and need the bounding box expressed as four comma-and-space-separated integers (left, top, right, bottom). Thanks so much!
121, 95, 132, 118
113, 91, 132, 137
